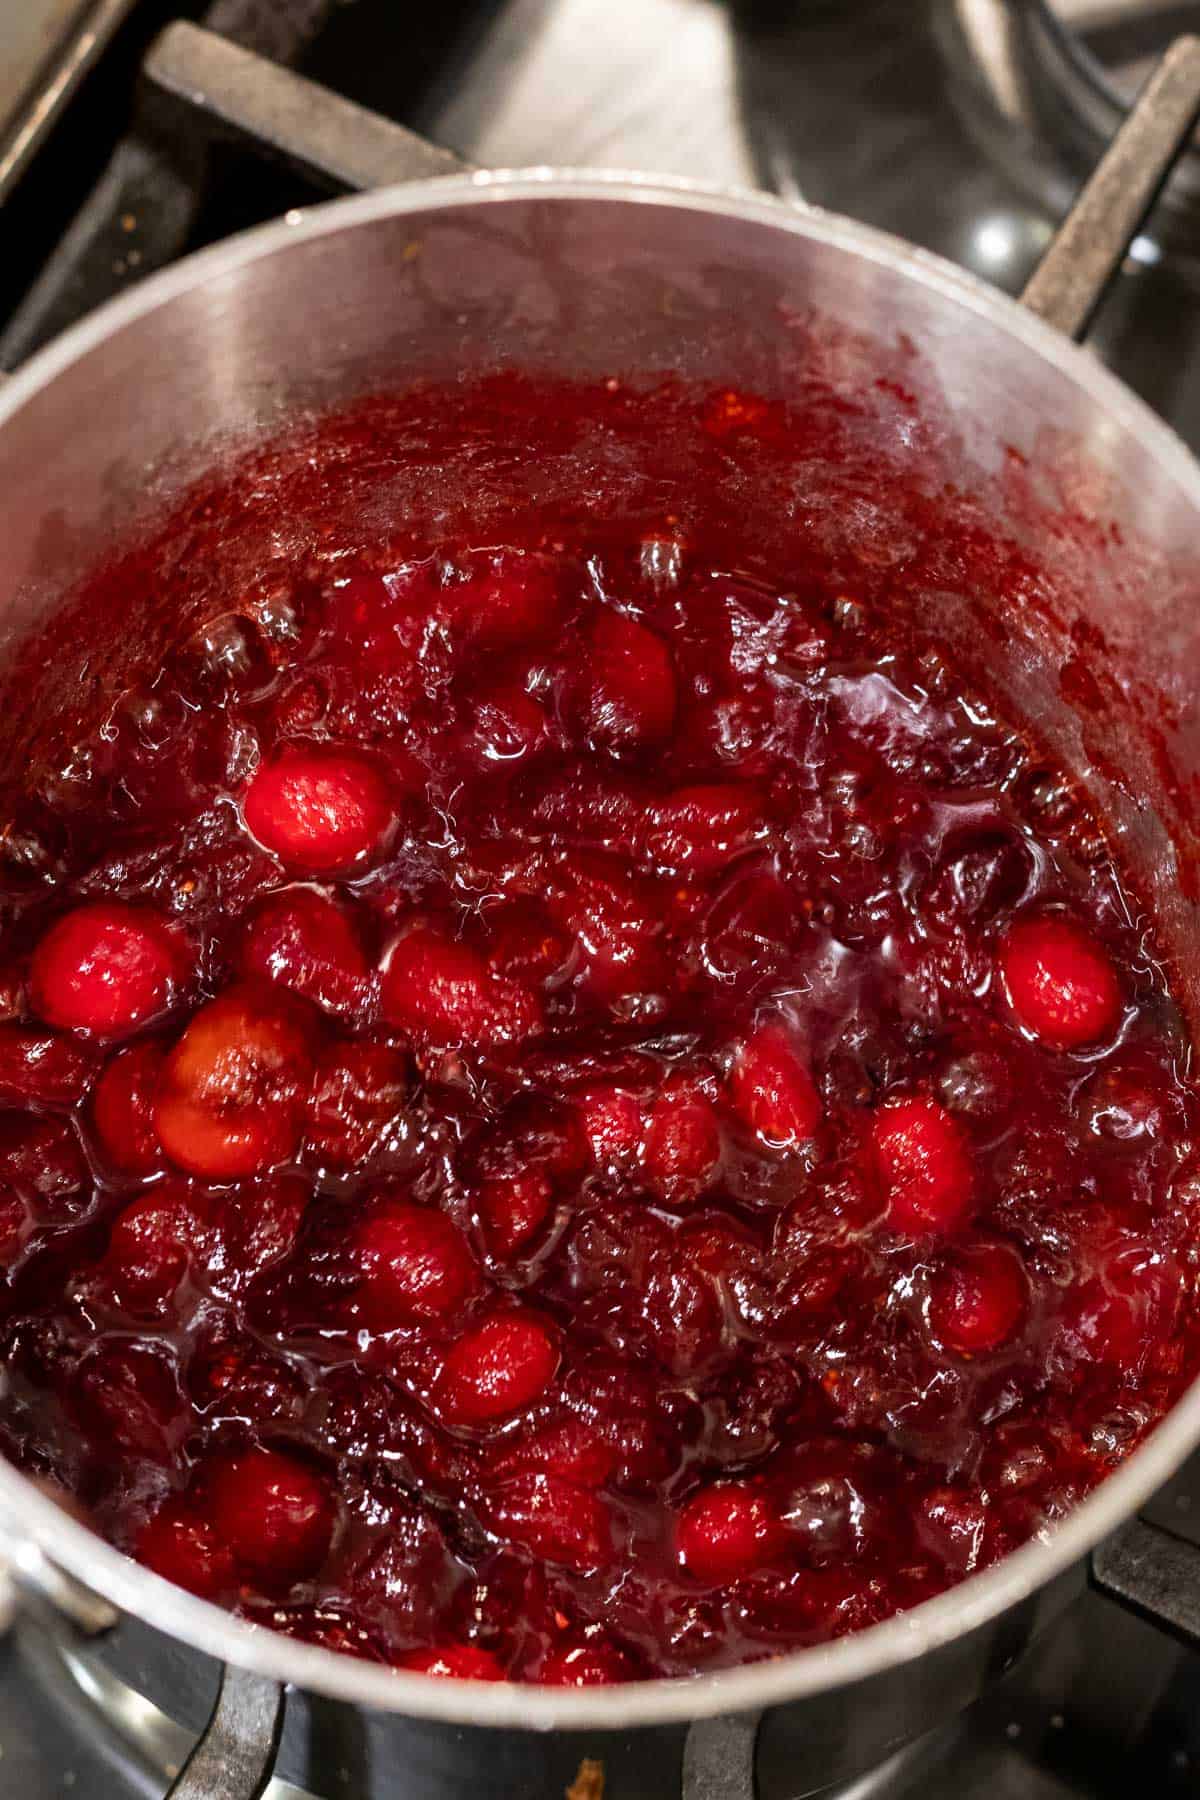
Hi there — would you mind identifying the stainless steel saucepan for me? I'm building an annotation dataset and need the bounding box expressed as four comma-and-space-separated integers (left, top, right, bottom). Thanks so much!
2, 20, 1200, 1800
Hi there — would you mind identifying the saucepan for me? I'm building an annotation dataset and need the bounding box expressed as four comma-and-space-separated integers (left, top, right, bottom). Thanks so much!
2, 19, 1200, 1800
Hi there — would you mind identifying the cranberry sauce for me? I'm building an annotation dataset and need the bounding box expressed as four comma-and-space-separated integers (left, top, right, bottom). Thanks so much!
0, 373, 1196, 1688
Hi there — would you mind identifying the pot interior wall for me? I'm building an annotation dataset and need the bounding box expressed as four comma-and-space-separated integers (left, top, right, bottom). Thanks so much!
0, 191, 1195, 1029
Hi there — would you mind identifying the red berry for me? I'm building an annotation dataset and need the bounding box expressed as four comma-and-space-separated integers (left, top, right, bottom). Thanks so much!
916, 1486, 990, 1575
870, 1096, 975, 1235
304, 1037, 409, 1169
546, 854, 666, 1003
155, 983, 315, 1180
0, 1024, 95, 1107
30, 902, 186, 1037
644, 1077, 721, 1204
928, 1241, 1027, 1354
646, 782, 766, 873
243, 745, 396, 873
562, 609, 677, 753
443, 551, 564, 648
470, 1100, 583, 1260
537, 1637, 635, 1686
728, 1022, 821, 1149
476, 1166, 555, 1262
73, 1340, 182, 1459
434, 1311, 559, 1425
1000, 916, 1120, 1049
204, 1446, 334, 1585
354, 1199, 479, 1331
0, 1113, 87, 1211
99, 1187, 195, 1316
485, 899, 573, 988
479, 1473, 613, 1572
469, 681, 546, 763
137, 1499, 235, 1599
576, 1083, 644, 1172
678, 1481, 780, 1583
396, 1644, 506, 1681
239, 887, 369, 1015
91, 1043, 164, 1175
485, 1416, 615, 1489
381, 927, 542, 1052
220, 1172, 311, 1282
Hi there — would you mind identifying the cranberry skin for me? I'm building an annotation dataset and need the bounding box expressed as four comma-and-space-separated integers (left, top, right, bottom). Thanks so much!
476, 1166, 555, 1262
30, 902, 186, 1038
99, 1187, 194, 1317
646, 782, 766, 874
471, 1100, 583, 1260
577, 1084, 644, 1172
304, 1039, 409, 1169
396, 1644, 506, 1681
381, 928, 542, 1053
73, 1340, 182, 1459
479, 1474, 614, 1572
537, 1638, 635, 1686
434, 1312, 559, 1426
485, 1415, 615, 1489
870, 1096, 975, 1235
354, 1199, 479, 1331
220, 1173, 310, 1282
644, 1077, 721, 1205
243, 745, 396, 873
0, 1025, 94, 1108
928, 1241, 1028, 1354
485, 900, 573, 989
155, 983, 315, 1180
444, 551, 564, 648
729, 1023, 821, 1150
678, 1481, 780, 1583
204, 1447, 334, 1585
137, 1499, 236, 1599
91, 1043, 164, 1175
239, 888, 369, 1015
562, 609, 678, 753
469, 681, 547, 764
0, 1112, 88, 1210
1000, 917, 1121, 1049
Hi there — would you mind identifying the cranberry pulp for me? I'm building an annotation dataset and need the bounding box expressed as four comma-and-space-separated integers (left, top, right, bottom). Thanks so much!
0, 371, 1197, 1687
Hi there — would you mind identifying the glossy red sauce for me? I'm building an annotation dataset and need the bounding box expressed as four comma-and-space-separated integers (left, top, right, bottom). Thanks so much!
0, 373, 1196, 1685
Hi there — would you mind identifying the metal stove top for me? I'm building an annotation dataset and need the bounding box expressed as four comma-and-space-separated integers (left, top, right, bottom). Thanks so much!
4, 3, 1200, 1796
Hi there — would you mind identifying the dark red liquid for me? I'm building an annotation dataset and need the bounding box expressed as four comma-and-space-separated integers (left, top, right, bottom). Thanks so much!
0, 373, 1196, 1686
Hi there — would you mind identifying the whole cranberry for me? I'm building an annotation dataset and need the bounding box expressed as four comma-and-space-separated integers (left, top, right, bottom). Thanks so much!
644, 1077, 721, 1205
30, 902, 187, 1038
353, 1198, 479, 1331
537, 1636, 636, 1686
434, 1311, 559, 1426
729, 1022, 821, 1150
98, 1186, 195, 1317
137, 1498, 236, 1599
203, 1446, 334, 1585
243, 745, 397, 873
396, 1644, 506, 1681
154, 983, 315, 1180
560, 608, 677, 754
999, 916, 1121, 1049
91, 1042, 165, 1175
677, 1480, 780, 1584
869, 1095, 975, 1235
927, 1240, 1028, 1355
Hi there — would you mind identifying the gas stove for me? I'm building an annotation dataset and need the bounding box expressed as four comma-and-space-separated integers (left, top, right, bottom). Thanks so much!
3, 3, 1200, 1797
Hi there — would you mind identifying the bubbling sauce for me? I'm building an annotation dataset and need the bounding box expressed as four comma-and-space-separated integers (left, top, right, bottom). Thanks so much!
0, 372, 1196, 1685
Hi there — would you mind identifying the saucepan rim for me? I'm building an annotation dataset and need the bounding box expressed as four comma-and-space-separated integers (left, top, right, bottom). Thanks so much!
0, 168, 1198, 1732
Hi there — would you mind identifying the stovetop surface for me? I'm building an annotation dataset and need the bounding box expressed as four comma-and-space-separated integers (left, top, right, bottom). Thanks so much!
4, 3, 1200, 1796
